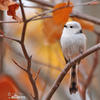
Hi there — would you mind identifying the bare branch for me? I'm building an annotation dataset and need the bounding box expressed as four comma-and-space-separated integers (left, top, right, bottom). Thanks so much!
81, 36, 100, 100
29, 0, 100, 25
45, 43, 100, 100
23, 5, 49, 10
12, 59, 27, 72
0, 35, 20, 43
19, 0, 26, 21
71, 11, 100, 25
32, 58, 62, 72
0, 0, 100, 100
30, 0, 53, 7
34, 68, 41, 81
27, 71, 39, 100
0, 20, 21, 23
18, 0, 39, 99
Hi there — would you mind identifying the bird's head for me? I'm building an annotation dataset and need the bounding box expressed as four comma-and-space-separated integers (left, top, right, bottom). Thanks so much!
63, 21, 82, 35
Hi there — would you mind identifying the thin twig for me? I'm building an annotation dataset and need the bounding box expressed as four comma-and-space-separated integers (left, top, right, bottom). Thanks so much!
12, 59, 27, 72
45, 43, 100, 100
0, 20, 21, 23
30, 0, 53, 7
1, 10, 100, 26
29, 0, 100, 25
71, 11, 100, 25
19, 0, 26, 22
34, 68, 41, 81
30, 0, 100, 7
18, 0, 39, 99
0, 15, 52, 24
0, 35, 20, 43
23, 5, 49, 10
32, 58, 62, 72
74, 0, 100, 7
81, 36, 100, 100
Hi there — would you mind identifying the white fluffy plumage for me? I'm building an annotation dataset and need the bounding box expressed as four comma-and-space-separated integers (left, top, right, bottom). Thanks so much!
60, 21, 86, 94
60, 21, 86, 59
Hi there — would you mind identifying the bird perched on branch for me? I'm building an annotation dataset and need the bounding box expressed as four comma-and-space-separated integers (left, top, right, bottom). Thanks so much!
60, 21, 86, 94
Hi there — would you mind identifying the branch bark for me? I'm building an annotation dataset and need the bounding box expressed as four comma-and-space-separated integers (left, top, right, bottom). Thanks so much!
17, 0, 39, 100
0, 11, 4, 73
81, 36, 100, 100
45, 43, 100, 100
71, 11, 100, 25
30, 0, 53, 7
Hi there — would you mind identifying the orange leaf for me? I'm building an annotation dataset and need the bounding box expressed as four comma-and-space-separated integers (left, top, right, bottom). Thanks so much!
73, 17, 94, 31
0, 75, 19, 100
43, 18, 64, 43
53, 2, 73, 25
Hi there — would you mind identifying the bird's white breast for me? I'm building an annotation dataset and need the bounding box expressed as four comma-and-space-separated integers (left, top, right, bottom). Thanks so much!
60, 32, 86, 59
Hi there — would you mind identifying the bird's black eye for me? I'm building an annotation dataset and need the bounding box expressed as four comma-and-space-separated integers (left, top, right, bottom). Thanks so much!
80, 30, 83, 33
70, 26, 73, 28
64, 25, 67, 28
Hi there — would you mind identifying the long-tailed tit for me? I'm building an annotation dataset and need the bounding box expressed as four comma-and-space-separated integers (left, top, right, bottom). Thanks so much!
60, 21, 86, 94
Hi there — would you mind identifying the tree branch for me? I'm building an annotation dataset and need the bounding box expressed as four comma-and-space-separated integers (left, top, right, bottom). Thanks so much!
29, 0, 100, 25
17, 0, 39, 100
45, 43, 100, 100
19, 0, 26, 22
81, 36, 100, 100
71, 11, 100, 25
0, 35, 20, 43
12, 59, 27, 72
30, 0, 53, 7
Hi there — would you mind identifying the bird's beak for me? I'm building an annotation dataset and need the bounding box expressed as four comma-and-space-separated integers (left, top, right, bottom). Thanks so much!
64, 25, 67, 28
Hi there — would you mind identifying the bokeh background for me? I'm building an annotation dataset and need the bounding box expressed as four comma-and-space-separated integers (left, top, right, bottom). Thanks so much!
0, 0, 100, 100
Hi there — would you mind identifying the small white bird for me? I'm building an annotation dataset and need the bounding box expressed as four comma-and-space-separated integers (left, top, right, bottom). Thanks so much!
60, 21, 86, 94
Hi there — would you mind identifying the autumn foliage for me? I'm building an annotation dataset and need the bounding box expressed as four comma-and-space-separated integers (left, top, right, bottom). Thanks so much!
0, 75, 19, 100
53, 2, 73, 25
0, 0, 21, 21
0, 0, 100, 100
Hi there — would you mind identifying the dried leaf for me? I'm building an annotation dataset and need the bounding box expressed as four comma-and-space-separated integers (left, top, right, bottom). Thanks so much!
53, 2, 73, 25
0, 0, 21, 22
73, 17, 94, 31
7, 3, 22, 22
43, 18, 64, 43
0, 75, 19, 100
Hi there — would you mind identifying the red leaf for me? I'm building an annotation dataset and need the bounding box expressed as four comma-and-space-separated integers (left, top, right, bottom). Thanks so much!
0, 75, 19, 100
7, 3, 21, 21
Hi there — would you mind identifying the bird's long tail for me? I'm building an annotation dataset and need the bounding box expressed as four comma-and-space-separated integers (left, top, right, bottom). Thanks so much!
69, 64, 78, 94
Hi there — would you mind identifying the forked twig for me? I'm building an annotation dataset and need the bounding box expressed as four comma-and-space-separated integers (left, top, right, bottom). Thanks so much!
12, 59, 27, 72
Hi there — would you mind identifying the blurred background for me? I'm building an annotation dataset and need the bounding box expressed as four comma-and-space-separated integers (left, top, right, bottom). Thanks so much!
0, 0, 100, 100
